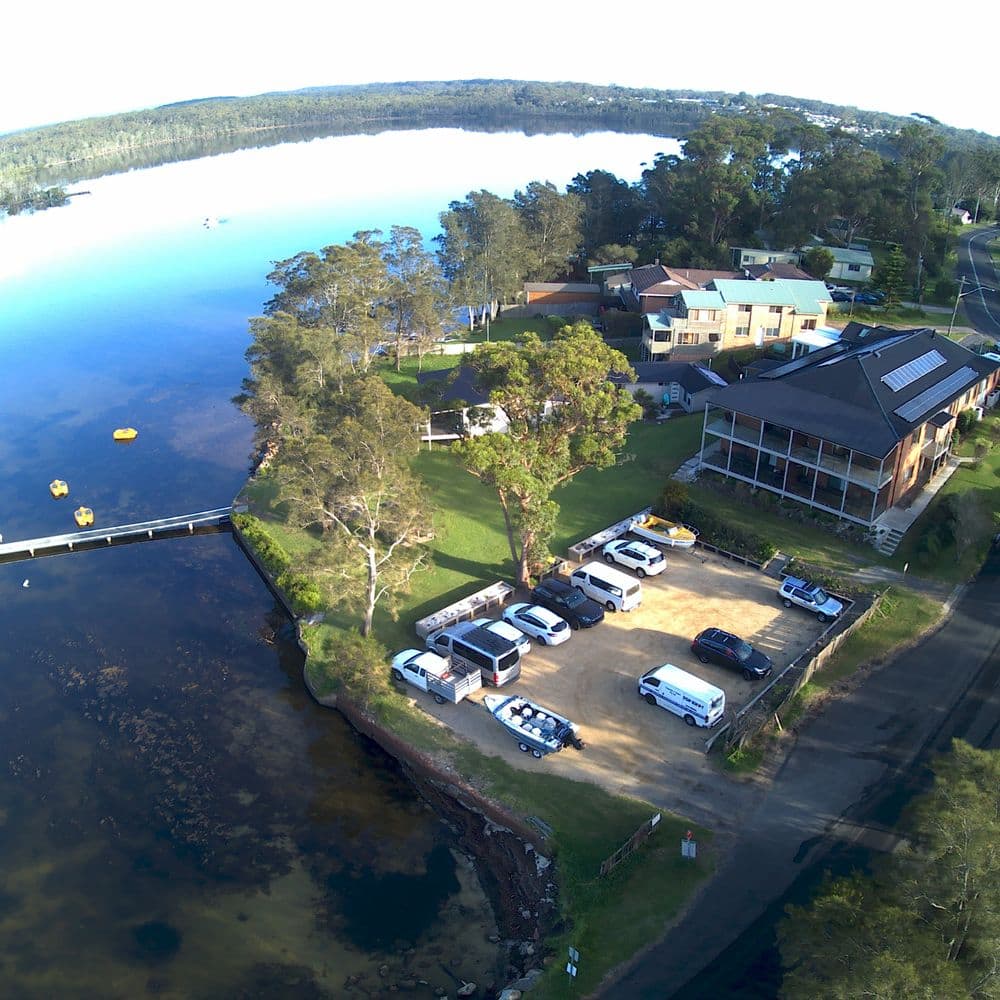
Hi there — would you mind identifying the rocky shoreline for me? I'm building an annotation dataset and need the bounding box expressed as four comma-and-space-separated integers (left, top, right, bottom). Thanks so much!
305, 682, 561, 998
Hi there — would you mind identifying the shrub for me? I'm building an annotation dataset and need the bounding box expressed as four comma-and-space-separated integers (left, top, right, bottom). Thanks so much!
662, 495, 777, 564
232, 513, 292, 577
276, 571, 324, 614
661, 480, 689, 515
955, 408, 977, 436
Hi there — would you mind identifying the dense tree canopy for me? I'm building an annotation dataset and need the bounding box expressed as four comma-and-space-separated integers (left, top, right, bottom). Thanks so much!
453, 324, 641, 586
779, 740, 1000, 1000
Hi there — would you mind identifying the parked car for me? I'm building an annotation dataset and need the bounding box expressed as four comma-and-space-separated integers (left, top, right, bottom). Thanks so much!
778, 576, 844, 622
502, 603, 571, 646
853, 290, 882, 305
530, 578, 605, 629
602, 538, 667, 578
472, 617, 532, 657
830, 289, 853, 302
691, 628, 773, 681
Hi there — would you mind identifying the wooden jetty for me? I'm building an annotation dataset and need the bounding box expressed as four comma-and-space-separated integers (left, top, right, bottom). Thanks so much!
0, 505, 246, 564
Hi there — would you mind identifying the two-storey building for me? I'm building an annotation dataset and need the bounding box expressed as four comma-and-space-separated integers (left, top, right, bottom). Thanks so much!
642, 279, 832, 361
696, 327, 1000, 527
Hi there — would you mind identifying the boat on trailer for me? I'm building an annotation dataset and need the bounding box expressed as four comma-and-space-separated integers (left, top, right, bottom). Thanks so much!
483, 694, 583, 759
629, 513, 698, 549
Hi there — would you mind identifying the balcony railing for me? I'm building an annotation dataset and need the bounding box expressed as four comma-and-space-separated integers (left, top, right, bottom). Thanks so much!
705, 418, 761, 445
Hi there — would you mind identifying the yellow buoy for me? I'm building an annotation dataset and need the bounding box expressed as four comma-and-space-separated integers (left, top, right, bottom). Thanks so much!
73, 506, 94, 527
49, 479, 69, 498
113, 427, 138, 442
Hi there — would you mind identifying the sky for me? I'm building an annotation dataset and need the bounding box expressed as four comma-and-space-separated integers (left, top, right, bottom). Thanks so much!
3, 0, 998, 138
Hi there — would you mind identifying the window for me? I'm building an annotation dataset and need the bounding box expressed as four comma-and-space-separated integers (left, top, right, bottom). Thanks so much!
764, 327, 780, 338
708, 333, 720, 342
848, 263, 861, 272
742, 254, 753, 263
735, 326, 750, 337
653, 331, 670, 342
800, 319, 816, 330
679, 331, 700, 345
769, 305, 783, 314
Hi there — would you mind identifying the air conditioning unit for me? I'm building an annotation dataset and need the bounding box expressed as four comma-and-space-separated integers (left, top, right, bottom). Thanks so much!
974, 406, 985, 421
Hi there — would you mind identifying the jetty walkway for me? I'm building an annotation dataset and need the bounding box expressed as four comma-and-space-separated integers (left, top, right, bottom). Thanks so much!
0, 505, 246, 565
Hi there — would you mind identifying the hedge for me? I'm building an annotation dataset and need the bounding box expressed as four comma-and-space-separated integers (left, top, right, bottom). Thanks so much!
231, 512, 292, 578
660, 485, 777, 565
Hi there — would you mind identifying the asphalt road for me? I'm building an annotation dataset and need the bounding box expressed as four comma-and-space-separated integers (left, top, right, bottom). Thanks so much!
601, 547, 1000, 998
956, 226, 1000, 340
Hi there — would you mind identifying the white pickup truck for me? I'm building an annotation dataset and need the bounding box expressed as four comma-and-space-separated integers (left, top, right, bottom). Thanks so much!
390, 648, 482, 704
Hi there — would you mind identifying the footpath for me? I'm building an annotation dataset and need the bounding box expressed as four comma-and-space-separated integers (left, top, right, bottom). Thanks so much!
600, 547, 1000, 998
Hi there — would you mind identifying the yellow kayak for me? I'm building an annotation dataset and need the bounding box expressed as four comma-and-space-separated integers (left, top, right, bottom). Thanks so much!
74, 506, 94, 527
50, 479, 69, 498
113, 427, 138, 441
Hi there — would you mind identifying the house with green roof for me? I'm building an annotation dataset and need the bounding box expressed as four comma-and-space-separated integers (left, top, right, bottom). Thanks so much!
641, 278, 832, 361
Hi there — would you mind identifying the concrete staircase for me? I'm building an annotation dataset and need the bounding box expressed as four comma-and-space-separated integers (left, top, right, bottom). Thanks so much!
875, 526, 906, 556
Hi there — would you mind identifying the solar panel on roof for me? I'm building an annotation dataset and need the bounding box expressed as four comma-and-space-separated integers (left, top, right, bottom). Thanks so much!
892, 366, 978, 422
881, 349, 947, 391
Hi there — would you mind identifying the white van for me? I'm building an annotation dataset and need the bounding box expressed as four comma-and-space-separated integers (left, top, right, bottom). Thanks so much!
569, 561, 642, 612
637, 663, 725, 728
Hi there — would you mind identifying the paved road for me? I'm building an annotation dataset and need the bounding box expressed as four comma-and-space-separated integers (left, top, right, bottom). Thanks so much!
956, 226, 1000, 340
601, 545, 1000, 998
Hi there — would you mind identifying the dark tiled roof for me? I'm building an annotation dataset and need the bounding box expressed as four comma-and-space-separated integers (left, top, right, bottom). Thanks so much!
663, 267, 742, 285
415, 365, 490, 406
743, 262, 814, 281
629, 264, 672, 293
612, 362, 726, 394
711, 328, 999, 457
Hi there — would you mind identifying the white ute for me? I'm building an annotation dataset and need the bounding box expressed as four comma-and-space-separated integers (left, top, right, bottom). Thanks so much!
390, 648, 482, 704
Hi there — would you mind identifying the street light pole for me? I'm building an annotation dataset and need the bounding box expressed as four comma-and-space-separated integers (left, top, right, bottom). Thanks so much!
947, 276, 967, 337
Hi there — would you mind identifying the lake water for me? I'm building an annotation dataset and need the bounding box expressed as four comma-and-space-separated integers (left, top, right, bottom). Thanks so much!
0, 126, 673, 998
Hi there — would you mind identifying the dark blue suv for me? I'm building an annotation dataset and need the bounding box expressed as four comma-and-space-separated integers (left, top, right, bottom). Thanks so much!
530, 578, 604, 629
691, 628, 773, 681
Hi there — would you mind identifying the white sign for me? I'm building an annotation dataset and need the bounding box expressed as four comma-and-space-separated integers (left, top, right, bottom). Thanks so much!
568, 947, 580, 963
681, 838, 697, 859
566, 963, 578, 977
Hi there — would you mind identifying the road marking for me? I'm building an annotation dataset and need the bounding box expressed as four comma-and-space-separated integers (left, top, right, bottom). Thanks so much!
965, 229, 1000, 330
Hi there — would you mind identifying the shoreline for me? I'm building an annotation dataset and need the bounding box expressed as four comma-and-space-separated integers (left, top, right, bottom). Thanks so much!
235, 515, 557, 989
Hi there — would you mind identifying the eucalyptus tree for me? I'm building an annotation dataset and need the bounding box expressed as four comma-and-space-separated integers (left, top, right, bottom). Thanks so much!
779, 740, 1000, 1000
437, 190, 533, 329
568, 169, 644, 258
513, 180, 583, 280
384, 225, 450, 371
265, 230, 391, 372
271, 375, 431, 636
453, 324, 641, 586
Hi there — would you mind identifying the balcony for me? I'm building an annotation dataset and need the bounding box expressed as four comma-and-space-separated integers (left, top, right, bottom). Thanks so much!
921, 437, 950, 461
705, 418, 762, 446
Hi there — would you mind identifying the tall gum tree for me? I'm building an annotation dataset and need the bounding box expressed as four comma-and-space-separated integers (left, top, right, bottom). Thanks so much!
273, 376, 431, 636
453, 324, 641, 586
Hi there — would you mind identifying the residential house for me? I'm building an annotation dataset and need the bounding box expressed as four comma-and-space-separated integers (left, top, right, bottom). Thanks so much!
586, 262, 635, 296
415, 366, 509, 441
619, 263, 740, 314
730, 247, 801, 268
743, 262, 814, 282
818, 245, 875, 282
950, 207, 973, 225
642, 279, 832, 361
697, 328, 1000, 528
609, 362, 727, 413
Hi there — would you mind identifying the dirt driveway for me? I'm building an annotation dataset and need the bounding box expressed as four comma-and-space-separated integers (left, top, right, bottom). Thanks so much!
411, 550, 829, 829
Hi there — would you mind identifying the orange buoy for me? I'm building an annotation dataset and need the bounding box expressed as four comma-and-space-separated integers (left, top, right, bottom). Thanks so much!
73, 506, 94, 527
50, 479, 69, 498
113, 427, 138, 441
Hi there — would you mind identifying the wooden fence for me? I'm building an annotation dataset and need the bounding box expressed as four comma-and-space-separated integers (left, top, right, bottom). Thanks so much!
598, 813, 662, 877
706, 590, 885, 753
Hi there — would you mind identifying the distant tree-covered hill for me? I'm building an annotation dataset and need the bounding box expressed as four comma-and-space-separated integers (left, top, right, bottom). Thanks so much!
2, 80, 997, 197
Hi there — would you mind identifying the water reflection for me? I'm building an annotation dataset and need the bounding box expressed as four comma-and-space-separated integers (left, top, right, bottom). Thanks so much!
0, 537, 496, 998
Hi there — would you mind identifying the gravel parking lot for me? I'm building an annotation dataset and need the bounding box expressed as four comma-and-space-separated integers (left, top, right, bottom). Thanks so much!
411, 549, 831, 828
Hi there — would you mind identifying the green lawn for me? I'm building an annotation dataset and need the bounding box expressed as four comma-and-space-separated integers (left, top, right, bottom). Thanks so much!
888, 416, 1000, 582
781, 586, 943, 727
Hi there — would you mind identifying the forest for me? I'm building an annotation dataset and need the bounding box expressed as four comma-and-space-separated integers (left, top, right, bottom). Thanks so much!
4, 81, 1000, 301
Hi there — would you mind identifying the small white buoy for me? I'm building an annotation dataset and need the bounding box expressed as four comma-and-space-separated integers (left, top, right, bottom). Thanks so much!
22, 579, 30, 588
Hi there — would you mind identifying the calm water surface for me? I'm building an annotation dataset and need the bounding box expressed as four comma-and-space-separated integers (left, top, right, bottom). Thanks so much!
0, 127, 671, 997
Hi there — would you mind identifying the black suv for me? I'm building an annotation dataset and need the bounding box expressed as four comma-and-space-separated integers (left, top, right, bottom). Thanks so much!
530, 578, 605, 629
691, 628, 773, 680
